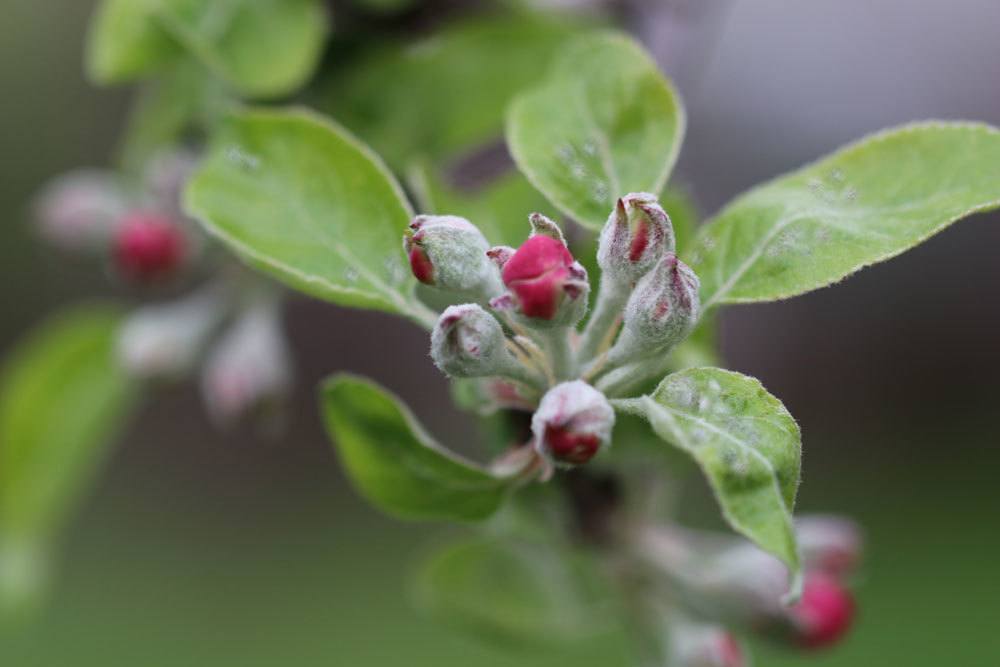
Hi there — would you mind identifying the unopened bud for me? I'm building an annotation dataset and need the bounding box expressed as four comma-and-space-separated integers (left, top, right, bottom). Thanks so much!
532, 381, 614, 465
796, 515, 863, 577
143, 148, 199, 216
200, 302, 293, 428
403, 215, 501, 300
33, 170, 127, 252
430, 304, 513, 378
491, 219, 589, 327
113, 211, 188, 283
608, 253, 699, 365
783, 573, 855, 649
670, 623, 747, 667
118, 287, 227, 380
597, 193, 676, 284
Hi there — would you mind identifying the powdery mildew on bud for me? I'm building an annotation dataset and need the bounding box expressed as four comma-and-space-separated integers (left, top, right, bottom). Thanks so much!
430, 304, 509, 378
532, 381, 614, 466
597, 192, 676, 284
402, 215, 501, 299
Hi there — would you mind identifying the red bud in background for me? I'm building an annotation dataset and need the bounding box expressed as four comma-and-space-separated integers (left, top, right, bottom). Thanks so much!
113, 211, 187, 283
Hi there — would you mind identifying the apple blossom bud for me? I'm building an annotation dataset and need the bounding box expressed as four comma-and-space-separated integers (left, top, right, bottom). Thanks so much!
143, 148, 199, 216
796, 515, 863, 577
532, 380, 614, 465
118, 287, 227, 380
403, 215, 502, 300
608, 253, 699, 365
113, 211, 188, 283
33, 170, 127, 252
200, 301, 292, 428
785, 573, 855, 649
670, 623, 747, 667
485, 245, 515, 270
597, 193, 676, 284
430, 304, 514, 378
491, 227, 589, 327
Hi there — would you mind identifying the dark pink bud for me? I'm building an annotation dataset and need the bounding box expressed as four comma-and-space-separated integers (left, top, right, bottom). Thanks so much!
498, 235, 588, 323
597, 192, 676, 283
407, 242, 435, 284
532, 381, 614, 466
114, 211, 187, 282
789, 573, 855, 649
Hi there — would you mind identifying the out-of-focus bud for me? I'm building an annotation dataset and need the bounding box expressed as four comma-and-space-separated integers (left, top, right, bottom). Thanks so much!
450, 377, 538, 416
491, 216, 589, 327
607, 253, 699, 365
532, 380, 614, 465
200, 301, 293, 429
670, 622, 747, 667
113, 211, 188, 283
118, 287, 227, 380
796, 515, 863, 577
784, 573, 855, 649
403, 215, 502, 300
33, 170, 127, 252
143, 148, 199, 216
430, 304, 513, 378
597, 193, 676, 284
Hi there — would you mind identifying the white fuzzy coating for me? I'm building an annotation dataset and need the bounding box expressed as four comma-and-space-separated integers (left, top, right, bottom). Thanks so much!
430, 304, 509, 378
531, 380, 615, 461
409, 215, 502, 298
597, 192, 676, 283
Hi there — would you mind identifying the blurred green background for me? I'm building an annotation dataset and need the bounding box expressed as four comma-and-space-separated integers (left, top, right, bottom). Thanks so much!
2, 1, 1000, 665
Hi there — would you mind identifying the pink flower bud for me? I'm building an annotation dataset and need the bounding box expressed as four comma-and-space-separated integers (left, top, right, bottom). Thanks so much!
493, 229, 589, 326
33, 170, 127, 252
113, 211, 188, 283
430, 304, 510, 378
796, 515, 863, 577
403, 215, 501, 299
200, 302, 292, 429
532, 381, 614, 465
671, 624, 747, 667
598, 192, 676, 283
609, 253, 699, 365
787, 573, 855, 649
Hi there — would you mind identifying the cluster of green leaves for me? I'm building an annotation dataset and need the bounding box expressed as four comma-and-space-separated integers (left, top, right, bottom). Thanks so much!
183, 24, 1000, 609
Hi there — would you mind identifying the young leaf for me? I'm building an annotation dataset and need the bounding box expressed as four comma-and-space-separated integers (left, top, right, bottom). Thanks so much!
320, 374, 513, 522
692, 122, 1000, 310
185, 108, 437, 329
86, 0, 181, 84
614, 368, 801, 576
506, 31, 685, 230
413, 538, 611, 645
0, 305, 137, 545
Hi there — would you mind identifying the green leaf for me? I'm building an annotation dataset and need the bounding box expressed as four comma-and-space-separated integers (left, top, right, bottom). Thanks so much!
316, 15, 586, 167
86, 0, 180, 84
320, 374, 513, 522
185, 108, 437, 329
506, 31, 685, 230
413, 538, 611, 644
692, 122, 1000, 310
615, 368, 801, 575
0, 305, 137, 543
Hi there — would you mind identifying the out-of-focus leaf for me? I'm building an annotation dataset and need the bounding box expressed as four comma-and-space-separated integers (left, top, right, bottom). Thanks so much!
185, 108, 437, 329
86, 0, 180, 84
691, 122, 1000, 310
413, 538, 612, 644
615, 368, 801, 580
507, 31, 685, 230
320, 374, 513, 522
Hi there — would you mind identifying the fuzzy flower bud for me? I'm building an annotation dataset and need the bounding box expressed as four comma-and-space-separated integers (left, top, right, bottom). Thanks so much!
784, 573, 856, 649
608, 253, 699, 366
597, 192, 676, 284
113, 211, 188, 283
403, 215, 501, 300
200, 302, 292, 429
430, 304, 513, 378
143, 148, 199, 216
670, 623, 747, 667
796, 515, 863, 577
491, 215, 589, 327
532, 381, 614, 465
33, 170, 127, 252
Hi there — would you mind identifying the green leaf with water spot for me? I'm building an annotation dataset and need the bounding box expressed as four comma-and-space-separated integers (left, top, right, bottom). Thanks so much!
320, 374, 513, 522
616, 368, 801, 576
506, 31, 685, 230
185, 108, 437, 329
692, 122, 1000, 310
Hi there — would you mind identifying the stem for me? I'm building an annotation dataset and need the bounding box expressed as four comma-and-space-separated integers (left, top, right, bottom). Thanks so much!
577, 276, 629, 366
539, 327, 574, 383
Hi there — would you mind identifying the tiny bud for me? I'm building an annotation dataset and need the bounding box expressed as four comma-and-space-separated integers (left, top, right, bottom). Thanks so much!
118, 287, 227, 380
33, 170, 127, 252
786, 573, 855, 649
113, 211, 188, 283
430, 304, 510, 378
528, 212, 566, 243
608, 253, 699, 365
201, 302, 292, 429
597, 193, 676, 284
493, 231, 590, 326
403, 215, 501, 300
532, 381, 614, 466
796, 515, 863, 577
670, 623, 747, 667
486, 245, 515, 270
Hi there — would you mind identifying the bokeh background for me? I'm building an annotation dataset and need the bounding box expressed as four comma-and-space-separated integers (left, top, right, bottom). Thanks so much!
2, 1, 999, 665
